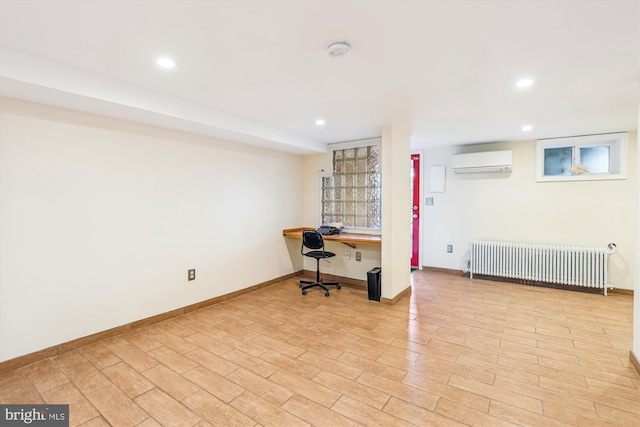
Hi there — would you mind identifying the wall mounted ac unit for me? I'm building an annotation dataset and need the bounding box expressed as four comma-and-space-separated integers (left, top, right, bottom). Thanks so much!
451, 150, 512, 174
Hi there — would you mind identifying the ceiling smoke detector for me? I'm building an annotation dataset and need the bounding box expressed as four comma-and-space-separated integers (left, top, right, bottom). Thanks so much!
327, 41, 351, 58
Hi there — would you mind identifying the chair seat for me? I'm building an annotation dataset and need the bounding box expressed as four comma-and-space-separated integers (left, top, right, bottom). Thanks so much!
304, 250, 335, 260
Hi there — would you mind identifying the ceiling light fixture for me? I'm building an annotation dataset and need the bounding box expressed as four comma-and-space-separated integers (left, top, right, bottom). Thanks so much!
522, 125, 533, 131
327, 41, 351, 58
516, 78, 533, 88
157, 57, 176, 69
315, 119, 326, 126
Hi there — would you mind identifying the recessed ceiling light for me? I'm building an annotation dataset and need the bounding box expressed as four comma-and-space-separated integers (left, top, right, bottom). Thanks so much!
522, 125, 533, 131
157, 57, 176, 69
315, 119, 326, 126
516, 78, 533, 88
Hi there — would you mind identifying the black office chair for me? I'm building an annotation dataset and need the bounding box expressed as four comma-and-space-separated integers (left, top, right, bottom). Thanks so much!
300, 230, 341, 297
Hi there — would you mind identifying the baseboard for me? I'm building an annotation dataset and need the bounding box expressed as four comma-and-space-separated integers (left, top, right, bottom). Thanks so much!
381, 285, 412, 305
0, 271, 300, 375
609, 288, 634, 296
630, 350, 640, 376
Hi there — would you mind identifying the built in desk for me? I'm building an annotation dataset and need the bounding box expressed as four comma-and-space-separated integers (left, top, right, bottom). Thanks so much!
282, 227, 381, 249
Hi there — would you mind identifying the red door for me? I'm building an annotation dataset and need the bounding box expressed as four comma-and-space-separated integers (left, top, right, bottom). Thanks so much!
411, 154, 420, 268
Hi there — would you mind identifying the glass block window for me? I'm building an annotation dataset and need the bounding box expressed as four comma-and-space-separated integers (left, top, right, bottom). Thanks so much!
536, 132, 628, 182
322, 144, 381, 229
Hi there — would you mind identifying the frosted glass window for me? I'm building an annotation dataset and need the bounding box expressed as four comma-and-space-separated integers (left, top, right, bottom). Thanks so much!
544, 147, 572, 176
322, 144, 381, 229
536, 132, 627, 182
580, 146, 610, 173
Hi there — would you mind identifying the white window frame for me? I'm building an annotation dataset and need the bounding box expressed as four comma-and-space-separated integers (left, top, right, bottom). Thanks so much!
536, 132, 628, 182
317, 137, 382, 234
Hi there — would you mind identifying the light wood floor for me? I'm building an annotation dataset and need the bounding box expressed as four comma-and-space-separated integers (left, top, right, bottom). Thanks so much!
1, 270, 638, 426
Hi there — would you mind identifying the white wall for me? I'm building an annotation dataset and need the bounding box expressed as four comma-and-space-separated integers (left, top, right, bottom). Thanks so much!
423, 134, 637, 290
0, 97, 304, 362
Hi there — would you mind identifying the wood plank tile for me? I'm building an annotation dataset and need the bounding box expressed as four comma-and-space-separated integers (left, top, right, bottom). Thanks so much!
539, 375, 640, 415
259, 349, 321, 380
185, 332, 234, 355
356, 371, 440, 411
384, 396, 466, 427
41, 382, 99, 426
251, 335, 306, 359
183, 390, 257, 427
226, 368, 293, 406
27, 359, 70, 393
595, 402, 640, 426
136, 418, 163, 427
488, 400, 575, 427
358, 337, 421, 362
330, 395, 411, 427
542, 400, 622, 427
403, 372, 490, 413
313, 370, 390, 410
434, 398, 518, 427
268, 369, 340, 408
54, 352, 113, 395
109, 344, 159, 372
78, 343, 122, 370
296, 350, 363, 380
149, 330, 199, 355
121, 330, 162, 353
147, 345, 199, 374
322, 336, 383, 361
102, 362, 155, 398
229, 390, 309, 427
135, 388, 201, 426
221, 349, 279, 378
186, 348, 239, 377
85, 384, 149, 426
274, 331, 344, 360
141, 364, 200, 401
78, 416, 112, 427
336, 351, 407, 382
280, 394, 362, 427
493, 375, 596, 415
183, 366, 244, 403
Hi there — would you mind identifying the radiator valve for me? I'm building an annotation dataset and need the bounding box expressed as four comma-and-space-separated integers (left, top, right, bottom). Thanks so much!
607, 243, 617, 255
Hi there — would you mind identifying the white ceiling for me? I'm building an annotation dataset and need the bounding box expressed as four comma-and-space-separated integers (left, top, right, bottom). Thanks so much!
1, 0, 638, 154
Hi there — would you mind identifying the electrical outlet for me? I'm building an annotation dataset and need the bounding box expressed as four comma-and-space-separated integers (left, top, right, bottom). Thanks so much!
188, 269, 196, 281
356, 252, 362, 261
446, 245, 453, 253
345, 250, 351, 260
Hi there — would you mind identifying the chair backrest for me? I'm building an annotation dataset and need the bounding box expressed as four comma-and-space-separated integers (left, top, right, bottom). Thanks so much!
302, 230, 324, 251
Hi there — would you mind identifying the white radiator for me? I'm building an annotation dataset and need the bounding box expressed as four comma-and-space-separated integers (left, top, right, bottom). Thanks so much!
469, 240, 614, 295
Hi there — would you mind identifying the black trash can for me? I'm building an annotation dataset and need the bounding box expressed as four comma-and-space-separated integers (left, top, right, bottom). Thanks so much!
367, 267, 381, 301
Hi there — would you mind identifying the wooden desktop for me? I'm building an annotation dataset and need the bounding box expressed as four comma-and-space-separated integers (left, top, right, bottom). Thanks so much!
282, 227, 381, 248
